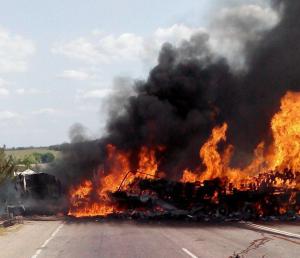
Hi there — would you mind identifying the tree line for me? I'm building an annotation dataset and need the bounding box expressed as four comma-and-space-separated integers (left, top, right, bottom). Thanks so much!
17, 152, 55, 167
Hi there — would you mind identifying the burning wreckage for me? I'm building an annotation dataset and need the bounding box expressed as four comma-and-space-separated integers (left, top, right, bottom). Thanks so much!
9, 96, 298, 221
76, 171, 299, 221
9, 0, 300, 221
65, 92, 300, 220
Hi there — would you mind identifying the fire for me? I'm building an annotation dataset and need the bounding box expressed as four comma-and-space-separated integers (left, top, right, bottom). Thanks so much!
69, 91, 300, 217
181, 124, 233, 183
182, 91, 300, 192
137, 146, 158, 178
269, 91, 300, 172
68, 180, 115, 217
199, 123, 228, 181
182, 124, 241, 186
99, 144, 132, 197
181, 169, 198, 183
68, 144, 160, 217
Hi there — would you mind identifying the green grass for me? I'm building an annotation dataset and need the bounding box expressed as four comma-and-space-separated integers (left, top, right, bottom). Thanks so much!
5, 148, 61, 160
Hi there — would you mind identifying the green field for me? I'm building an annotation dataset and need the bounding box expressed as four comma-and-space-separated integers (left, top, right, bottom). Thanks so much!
5, 148, 61, 160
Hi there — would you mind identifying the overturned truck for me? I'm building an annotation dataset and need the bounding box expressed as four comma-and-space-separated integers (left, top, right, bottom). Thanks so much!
11, 169, 63, 215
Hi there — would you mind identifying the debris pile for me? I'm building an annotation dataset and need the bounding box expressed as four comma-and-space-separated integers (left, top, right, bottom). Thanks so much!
68, 169, 299, 221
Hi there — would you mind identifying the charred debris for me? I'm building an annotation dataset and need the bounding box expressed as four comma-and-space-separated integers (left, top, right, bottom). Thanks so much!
70, 170, 300, 221
3, 167, 300, 222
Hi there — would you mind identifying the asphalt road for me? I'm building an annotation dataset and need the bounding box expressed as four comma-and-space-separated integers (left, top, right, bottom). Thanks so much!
0, 219, 299, 258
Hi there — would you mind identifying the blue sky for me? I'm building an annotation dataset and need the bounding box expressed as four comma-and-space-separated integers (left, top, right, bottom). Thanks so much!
0, 0, 274, 147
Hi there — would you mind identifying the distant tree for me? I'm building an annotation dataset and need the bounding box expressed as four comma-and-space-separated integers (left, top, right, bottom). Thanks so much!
32, 152, 43, 163
0, 147, 16, 185
41, 152, 55, 163
22, 155, 36, 169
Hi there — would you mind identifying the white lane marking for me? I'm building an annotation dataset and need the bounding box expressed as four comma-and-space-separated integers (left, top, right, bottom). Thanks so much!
31, 223, 64, 258
182, 248, 198, 258
244, 222, 300, 239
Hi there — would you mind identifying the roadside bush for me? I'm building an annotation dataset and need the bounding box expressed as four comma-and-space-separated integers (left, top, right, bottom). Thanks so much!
41, 152, 55, 163
0, 147, 16, 185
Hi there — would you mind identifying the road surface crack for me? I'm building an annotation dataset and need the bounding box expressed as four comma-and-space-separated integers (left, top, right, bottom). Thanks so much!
229, 235, 272, 258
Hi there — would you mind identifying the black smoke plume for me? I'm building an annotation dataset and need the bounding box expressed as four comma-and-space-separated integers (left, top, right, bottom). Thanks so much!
49, 0, 300, 187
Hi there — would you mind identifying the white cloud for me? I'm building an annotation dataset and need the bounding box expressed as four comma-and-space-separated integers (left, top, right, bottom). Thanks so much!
52, 4, 278, 72
59, 69, 93, 81
78, 88, 116, 99
0, 110, 24, 129
153, 24, 204, 46
15, 88, 49, 95
52, 24, 203, 66
0, 27, 35, 73
15, 88, 25, 95
0, 77, 10, 87
52, 33, 144, 64
0, 110, 18, 120
76, 104, 100, 112
0, 88, 9, 96
32, 108, 57, 115
0, 78, 11, 96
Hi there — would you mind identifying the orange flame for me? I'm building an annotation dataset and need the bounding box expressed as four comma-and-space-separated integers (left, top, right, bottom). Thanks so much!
269, 91, 300, 173
67, 180, 115, 217
68, 145, 160, 217
137, 146, 158, 178
199, 123, 228, 181
99, 144, 132, 197
182, 91, 300, 192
